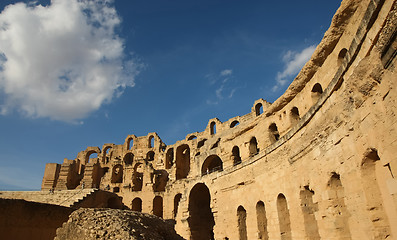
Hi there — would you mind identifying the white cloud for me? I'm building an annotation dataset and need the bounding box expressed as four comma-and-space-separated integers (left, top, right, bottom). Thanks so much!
273, 45, 316, 92
220, 69, 232, 76
206, 68, 238, 105
0, 0, 140, 122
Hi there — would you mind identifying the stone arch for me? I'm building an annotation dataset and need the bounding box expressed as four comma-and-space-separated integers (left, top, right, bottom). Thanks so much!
326, 173, 351, 239
232, 146, 242, 165
165, 148, 174, 169
123, 152, 134, 165
153, 196, 163, 218
146, 151, 155, 161
256, 201, 268, 240
338, 48, 348, 64
237, 206, 248, 240
148, 135, 155, 148
188, 135, 197, 140
290, 107, 300, 125
132, 163, 143, 191
269, 123, 280, 143
311, 83, 323, 103
111, 164, 123, 183
277, 193, 291, 240
249, 137, 258, 156
174, 193, 182, 218
176, 144, 190, 180
255, 103, 263, 116
153, 170, 169, 192
300, 186, 320, 240
201, 155, 223, 176
230, 120, 240, 128
128, 138, 134, 150
210, 122, 216, 135
131, 197, 142, 212
361, 149, 391, 239
102, 145, 113, 164
84, 147, 100, 164
188, 183, 215, 240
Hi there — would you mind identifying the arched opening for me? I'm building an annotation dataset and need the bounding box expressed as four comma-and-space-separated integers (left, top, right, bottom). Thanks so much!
290, 107, 300, 125
300, 186, 320, 239
86, 151, 98, 164
202, 155, 223, 176
153, 196, 163, 218
176, 144, 190, 180
255, 103, 263, 116
128, 138, 134, 150
361, 149, 391, 239
277, 194, 291, 240
103, 146, 112, 164
232, 146, 242, 165
325, 173, 351, 239
131, 197, 142, 212
165, 148, 174, 169
123, 152, 134, 165
269, 123, 280, 143
210, 122, 216, 135
153, 170, 169, 192
249, 137, 258, 156
237, 206, 248, 240
148, 135, 154, 148
146, 151, 155, 161
256, 201, 268, 240
230, 120, 240, 128
311, 83, 323, 103
197, 139, 207, 148
188, 183, 215, 240
132, 163, 143, 191
338, 48, 348, 65
174, 193, 182, 218
188, 135, 197, 140
111, 164, 123, 183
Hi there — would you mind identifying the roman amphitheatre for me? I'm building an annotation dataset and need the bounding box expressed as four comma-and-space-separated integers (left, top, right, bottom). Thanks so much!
1, 0, 397, 239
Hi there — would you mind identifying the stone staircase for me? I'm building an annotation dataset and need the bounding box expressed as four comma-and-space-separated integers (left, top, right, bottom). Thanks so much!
0, 189, 98, 207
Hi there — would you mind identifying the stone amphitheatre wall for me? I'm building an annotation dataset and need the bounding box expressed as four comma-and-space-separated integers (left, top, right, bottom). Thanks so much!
41, 0, 397, 239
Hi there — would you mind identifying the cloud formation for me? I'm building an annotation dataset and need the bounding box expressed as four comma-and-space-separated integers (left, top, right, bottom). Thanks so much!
0, 0, 140, 122
206, 69, 237, 105
273, 45, 316, 92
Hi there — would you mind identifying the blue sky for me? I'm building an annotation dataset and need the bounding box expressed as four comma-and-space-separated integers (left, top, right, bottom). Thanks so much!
0, 0, 341, 190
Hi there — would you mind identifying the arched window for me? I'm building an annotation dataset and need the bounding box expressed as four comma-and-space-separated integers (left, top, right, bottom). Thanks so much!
290, 107, 300, 125
174, 193, 182, 218
123, 152, 134, 165
132, 163, 143, 191
237, 206, 248, 240
277, 194, 291, 240
146, 151, 155, 161
153, 170, 169, 192
176, 144, 190, 180
111, 164, 123, 183
165, 148, 174, 169
210, 122, 216, 135
128, 138, 134, 150
230, 120, 240, 128
103, 147, 112, 164
148, 135, 154, 148
153, 196, 163, 218
256, 201, 268, 240
197, 139, 207, 148
232, 146, 241, 165
188, 135, 197, 140
202, 155, 223, 175
255, 103, 263, 116
269, 123, 280, 143
131, 198, 142, 212
311, 83, 323, 103
338, 48, 348, 65
249, 137, 258, 156
85, 151, 98, 164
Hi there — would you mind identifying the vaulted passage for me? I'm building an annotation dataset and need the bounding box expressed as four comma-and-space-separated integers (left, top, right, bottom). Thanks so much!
237, 206, 247, 240
256, 201, 268, 240
300, 186, 320, 240
326, 173, 351, 239
132, 163, 143, 191
176, 144, 190, 180
277, 194, 291, 240
201, 155, 223, 175
361, 149, 391, 239
111, 164, 123, 183
153, 196, 163, 218
188, 183, 215, 240
131, 197, 142, 212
